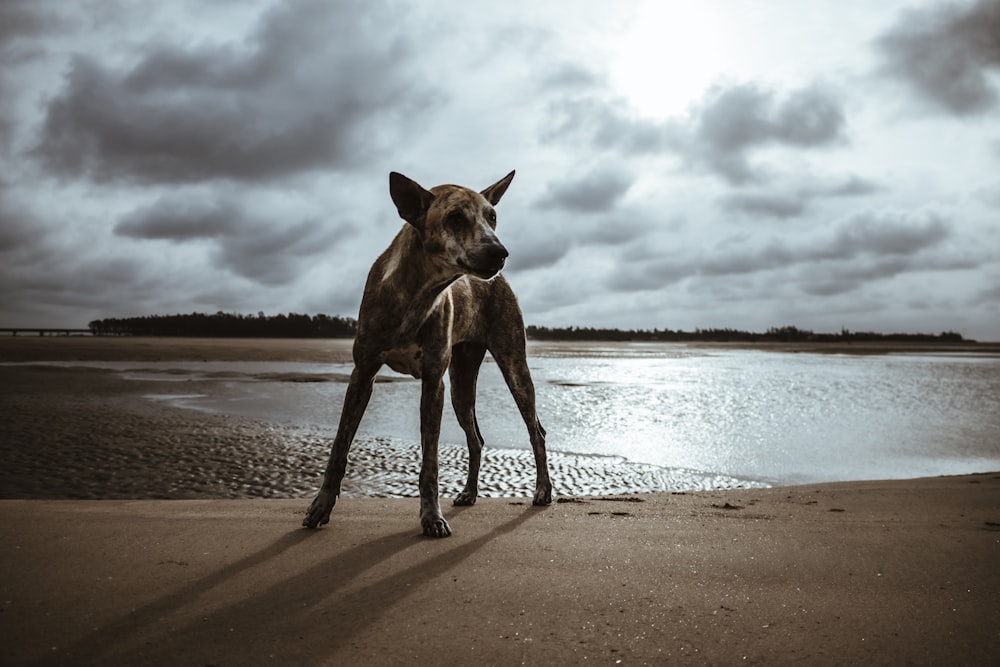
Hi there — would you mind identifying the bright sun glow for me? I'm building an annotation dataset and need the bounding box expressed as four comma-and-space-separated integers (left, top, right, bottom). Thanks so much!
607, 3, 731, 118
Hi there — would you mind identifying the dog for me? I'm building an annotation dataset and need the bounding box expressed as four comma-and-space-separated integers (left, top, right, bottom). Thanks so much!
303, 170, 553, 536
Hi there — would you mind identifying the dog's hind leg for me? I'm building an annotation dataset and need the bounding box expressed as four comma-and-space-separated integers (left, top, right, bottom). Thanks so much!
449, 342, 488, 506
303, 361, 379, 528
491, 341, 553, 506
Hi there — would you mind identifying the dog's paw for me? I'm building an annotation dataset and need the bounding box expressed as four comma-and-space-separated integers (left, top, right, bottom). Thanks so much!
302, 489, 336, 529
453, 489, 477, 506
532, 483, 553, 506
421, 513, 452, 538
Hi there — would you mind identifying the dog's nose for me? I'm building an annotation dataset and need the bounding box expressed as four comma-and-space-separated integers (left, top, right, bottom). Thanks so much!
484, 242, 509, 263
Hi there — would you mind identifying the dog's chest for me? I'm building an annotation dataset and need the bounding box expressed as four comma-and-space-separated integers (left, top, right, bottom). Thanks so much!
382, 343, 424, 379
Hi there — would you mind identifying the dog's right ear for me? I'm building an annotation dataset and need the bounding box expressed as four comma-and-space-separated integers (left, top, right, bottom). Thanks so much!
389, 172, 435, 230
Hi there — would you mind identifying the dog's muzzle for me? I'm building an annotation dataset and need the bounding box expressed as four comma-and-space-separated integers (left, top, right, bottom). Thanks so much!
463, 242, 509, 279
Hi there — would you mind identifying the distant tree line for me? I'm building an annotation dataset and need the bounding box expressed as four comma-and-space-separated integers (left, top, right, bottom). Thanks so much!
87, 313, 967, 343
88, 312, 357, 338
525, 324, 967, 343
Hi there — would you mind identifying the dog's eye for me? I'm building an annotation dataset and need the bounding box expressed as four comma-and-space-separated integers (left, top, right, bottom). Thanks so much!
445, 211, 466, 230
486, 209, 497, 223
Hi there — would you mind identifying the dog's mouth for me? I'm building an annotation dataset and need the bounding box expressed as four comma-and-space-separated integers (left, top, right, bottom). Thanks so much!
456, 239, 509, 280
458, 255, 505, 280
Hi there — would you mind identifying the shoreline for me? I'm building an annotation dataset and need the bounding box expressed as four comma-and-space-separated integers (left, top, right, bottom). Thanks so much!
3, 334, 999, 364
4, 336, 997, 501
3, 473, 998, 665
0, 363, 767, 500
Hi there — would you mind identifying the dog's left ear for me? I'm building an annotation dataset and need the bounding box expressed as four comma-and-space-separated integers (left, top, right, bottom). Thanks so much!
389, 172, 435, 230
480, 170, 516, 206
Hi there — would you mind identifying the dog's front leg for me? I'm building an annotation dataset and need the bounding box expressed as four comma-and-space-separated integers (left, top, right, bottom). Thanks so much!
303, 363, 378, 528
418, 371, 451, 537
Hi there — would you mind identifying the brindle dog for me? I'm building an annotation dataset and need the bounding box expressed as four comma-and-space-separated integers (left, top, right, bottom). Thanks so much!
303, 171, 553, 536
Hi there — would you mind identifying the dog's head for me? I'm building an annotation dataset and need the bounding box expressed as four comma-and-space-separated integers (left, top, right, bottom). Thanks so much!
389, 171, 514, 280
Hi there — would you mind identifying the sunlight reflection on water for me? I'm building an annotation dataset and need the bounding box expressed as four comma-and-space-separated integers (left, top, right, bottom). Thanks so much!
40, 344, 1000, 487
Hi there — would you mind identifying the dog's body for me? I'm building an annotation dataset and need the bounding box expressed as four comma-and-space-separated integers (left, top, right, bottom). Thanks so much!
303, 171, 553, 536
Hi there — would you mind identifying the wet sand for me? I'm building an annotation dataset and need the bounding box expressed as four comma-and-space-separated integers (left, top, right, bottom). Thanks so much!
0, 361, 760, 500
2, 337, 998, 664
1, 336, 772, 499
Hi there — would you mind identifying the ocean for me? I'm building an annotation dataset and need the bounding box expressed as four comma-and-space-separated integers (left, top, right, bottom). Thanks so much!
118, 342, 1000, 489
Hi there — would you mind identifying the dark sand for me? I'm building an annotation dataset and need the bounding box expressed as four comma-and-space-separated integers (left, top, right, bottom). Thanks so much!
2, 337, 998, 665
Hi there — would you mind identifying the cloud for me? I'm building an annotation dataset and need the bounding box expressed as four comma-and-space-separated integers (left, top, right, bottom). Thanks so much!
718, 193, 807, 220
539, 62, 604, 91
977, 181, 1000, 207
825, 175, 883, 198
536, 164, 634, 213
606, 207, 958, 293
31, 0, 437, 184
0, 197, 40, 255
799, 253, 980, 297
719, 175, 883, 219
875, 0, 1000, 115
116, 196, 242, 241
543, 97, 666, 154
544, 81, 847, 185
822, 210, 950, 258
0, 2, 57, 152
116, 193, 353, 286
677, 82, 847, 184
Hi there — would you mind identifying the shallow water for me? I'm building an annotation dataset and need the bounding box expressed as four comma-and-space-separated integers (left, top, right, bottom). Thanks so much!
45, 343, 1000, 489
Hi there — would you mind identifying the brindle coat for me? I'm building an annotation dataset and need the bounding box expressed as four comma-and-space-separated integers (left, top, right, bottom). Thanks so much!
303, 171, 553, 536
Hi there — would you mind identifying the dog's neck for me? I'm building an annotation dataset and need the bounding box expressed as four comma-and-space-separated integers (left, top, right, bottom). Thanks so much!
362, 226, 462, 347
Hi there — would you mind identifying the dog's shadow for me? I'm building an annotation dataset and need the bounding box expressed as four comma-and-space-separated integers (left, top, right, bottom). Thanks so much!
40, 504, 544, 667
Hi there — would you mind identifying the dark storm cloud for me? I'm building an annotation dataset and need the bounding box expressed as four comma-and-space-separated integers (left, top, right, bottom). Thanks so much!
0, 181, 163, 323
801, 252, 980, 297
116, 194, 353, 286
580, 216, 651, 246
606, 252, 693, 292
0, 1, 61, 44
719, 175, 883, 219
719, 193, 807, 219
545, 82, 846, 185
32, 0, 436, 184
116, 197, 242, 240
822, 210, 949, 258
678, 83, 846, 184
536, 165, 634, 213
507, 238, 572, 272
876, 0, 1000, 115
0, 1, 56, 152
825, 175, 883, 198
0, 197, 39, 254
606, 208, 956, 293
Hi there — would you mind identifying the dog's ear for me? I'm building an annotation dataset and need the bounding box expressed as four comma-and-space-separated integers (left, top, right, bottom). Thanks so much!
480, 170, 516, 206
389, 172, 435, 230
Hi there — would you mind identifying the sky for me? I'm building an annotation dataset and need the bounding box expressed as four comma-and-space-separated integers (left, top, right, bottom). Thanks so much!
1, 0, 999, 340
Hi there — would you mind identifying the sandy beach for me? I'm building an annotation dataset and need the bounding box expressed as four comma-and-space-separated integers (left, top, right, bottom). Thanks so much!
2, 336, 998, 664
3, 477, 998, 666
